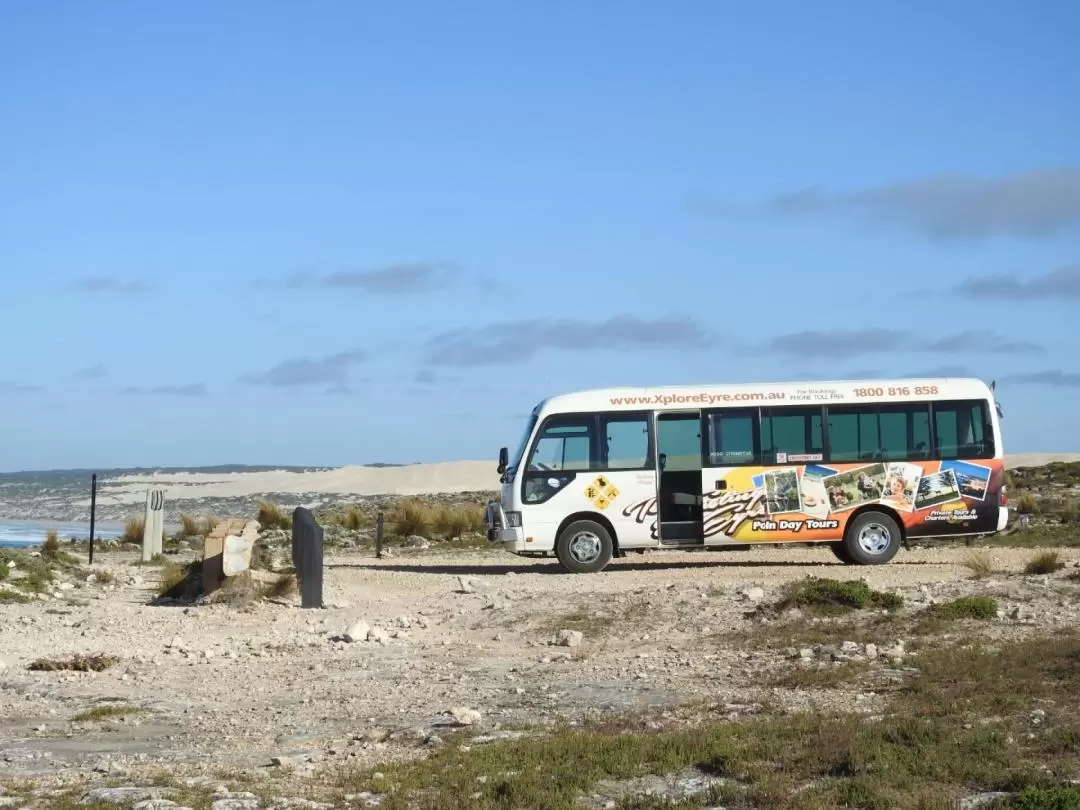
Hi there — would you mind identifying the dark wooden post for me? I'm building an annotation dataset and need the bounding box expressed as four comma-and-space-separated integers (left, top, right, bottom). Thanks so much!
291, 507, 324, 609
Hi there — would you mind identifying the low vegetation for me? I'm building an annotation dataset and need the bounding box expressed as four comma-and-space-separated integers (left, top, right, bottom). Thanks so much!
961, 550, 997, 579
122, 516, 145, 545
387, 499, 486, 541
157, 559, 202, 600
0, 589, 32, 604
1024, 551, 1066, 575
928, 595, 999, 620
257, 499, 292, 530
179, 512, 199, 538
71, 704, 143, 722
332, 634, 1080, 809
28, 654, 118, 672
775, 576, 904, 615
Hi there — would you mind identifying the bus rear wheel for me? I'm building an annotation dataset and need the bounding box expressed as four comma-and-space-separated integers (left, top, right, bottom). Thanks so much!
828, 542, 852, 564
842, 511, 902, 565
555, 520, 613, 573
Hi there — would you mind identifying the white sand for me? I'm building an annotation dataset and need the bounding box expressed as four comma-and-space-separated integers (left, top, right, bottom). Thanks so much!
1004, 453, 1080, 469
89, 453, 1080, 508
97, 461, 501, 505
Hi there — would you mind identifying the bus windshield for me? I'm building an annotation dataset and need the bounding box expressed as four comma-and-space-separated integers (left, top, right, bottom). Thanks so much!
507, 411, 539, 474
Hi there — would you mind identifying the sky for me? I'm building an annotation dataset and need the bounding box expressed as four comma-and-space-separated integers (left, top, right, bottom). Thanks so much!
1, 0, 1079, 471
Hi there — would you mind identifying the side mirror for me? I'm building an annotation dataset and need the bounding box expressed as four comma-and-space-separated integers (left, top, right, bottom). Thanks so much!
497, 446, 509, 475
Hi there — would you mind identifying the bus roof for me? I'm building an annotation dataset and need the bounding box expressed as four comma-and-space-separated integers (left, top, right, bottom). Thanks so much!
535, 377, 995, 415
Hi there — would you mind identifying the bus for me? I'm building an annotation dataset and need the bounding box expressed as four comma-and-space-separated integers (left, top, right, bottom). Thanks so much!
485, 377, 1006, 573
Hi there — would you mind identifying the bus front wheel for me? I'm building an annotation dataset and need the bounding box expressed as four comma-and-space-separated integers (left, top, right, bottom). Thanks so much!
842, 511, 902, 565
555, 520, 613, 573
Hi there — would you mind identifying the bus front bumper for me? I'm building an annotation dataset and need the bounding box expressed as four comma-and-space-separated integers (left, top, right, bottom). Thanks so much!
485, 501, 526, 548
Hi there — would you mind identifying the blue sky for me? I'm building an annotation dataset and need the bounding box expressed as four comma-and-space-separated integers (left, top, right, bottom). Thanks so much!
1, 0, 1079, 471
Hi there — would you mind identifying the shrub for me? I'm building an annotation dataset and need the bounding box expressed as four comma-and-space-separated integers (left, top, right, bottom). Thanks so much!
777, 577, 903, 614
257, 500, 292, 530
1025, 551, 1065, 575
0, 589, 31, 603
930, 595, 999, 620
390, 499, 433, 538
200, 515, 219, 536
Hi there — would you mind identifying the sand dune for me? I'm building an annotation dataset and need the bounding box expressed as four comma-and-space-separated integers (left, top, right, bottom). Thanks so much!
99, 461, 501, 505
91, 453, 1080, 507
1004, 453, 1080, 469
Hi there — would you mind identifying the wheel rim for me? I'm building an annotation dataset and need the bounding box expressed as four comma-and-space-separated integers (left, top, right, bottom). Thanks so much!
857, 522, 892, 555
568, 531, 602, 564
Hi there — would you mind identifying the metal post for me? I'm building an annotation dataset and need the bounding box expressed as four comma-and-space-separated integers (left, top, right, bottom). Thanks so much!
88, 473, 97, 564
376, 512, 384, 559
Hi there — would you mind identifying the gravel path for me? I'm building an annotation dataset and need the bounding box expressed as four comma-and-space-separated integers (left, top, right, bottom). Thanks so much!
2, 543, 1078, 787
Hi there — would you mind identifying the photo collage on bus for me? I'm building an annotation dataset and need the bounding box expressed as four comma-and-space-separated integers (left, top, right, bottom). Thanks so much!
698, 457, 1004, 542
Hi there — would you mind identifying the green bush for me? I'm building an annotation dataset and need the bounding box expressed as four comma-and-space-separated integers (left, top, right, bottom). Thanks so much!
931, 595, 999, 620
777, 577, 903, 614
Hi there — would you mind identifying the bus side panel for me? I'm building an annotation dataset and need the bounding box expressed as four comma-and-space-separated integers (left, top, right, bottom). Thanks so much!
620, 459, 1004, 543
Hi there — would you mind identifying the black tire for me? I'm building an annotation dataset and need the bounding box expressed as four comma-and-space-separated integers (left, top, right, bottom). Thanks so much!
842, 510, 902, 565
555, 519, 614, 574
828, 542, 852, 564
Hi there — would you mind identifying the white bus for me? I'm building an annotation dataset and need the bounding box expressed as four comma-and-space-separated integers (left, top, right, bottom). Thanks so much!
485, 377, 1006, 573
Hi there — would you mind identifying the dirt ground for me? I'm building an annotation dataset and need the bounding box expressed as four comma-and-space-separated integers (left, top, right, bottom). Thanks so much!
2, 543, 1079, 790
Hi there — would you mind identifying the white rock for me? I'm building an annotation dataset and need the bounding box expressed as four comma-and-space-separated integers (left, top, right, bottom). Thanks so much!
743, 586, 765, 602
343, 620, 370, 644
556, 629, 583, 648
451, 707, 482, 726
798, 648, 814, 660
864, 643, 879, 660
368, 626, 390, 645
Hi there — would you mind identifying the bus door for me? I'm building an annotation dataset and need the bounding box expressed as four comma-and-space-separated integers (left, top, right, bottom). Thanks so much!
655, 411, 704, 545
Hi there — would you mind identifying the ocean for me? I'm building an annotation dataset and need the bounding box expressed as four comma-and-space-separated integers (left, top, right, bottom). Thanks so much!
0, 520, 122, 549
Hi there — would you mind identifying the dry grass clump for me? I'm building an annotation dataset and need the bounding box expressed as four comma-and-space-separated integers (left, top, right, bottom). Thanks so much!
1016, 493, 1038, 514
961, 550, 997, 579
264, 573, 299, 600
179, 513, 199, 537
157, 559, 202, 601
337, 506, 370, 531
1024, 550, 1065, 575
122, 517, 145, 545
200, 515, 219, 536
41, 530, 61, 559
390, 499, 434, 538
28, 653, 118, 672
257, 500, 292, 530
92, 569, 115, 585
0, 589, 32, 604
72, 704, 144, 722
206, 571, 263, 608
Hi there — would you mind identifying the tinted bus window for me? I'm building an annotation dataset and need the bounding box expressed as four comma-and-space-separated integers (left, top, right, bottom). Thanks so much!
827, 403, 932, 462
706, 409, 759, 466
760, 407, 823, 464
601, 413, 651, 470
934, 400, 994, 459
